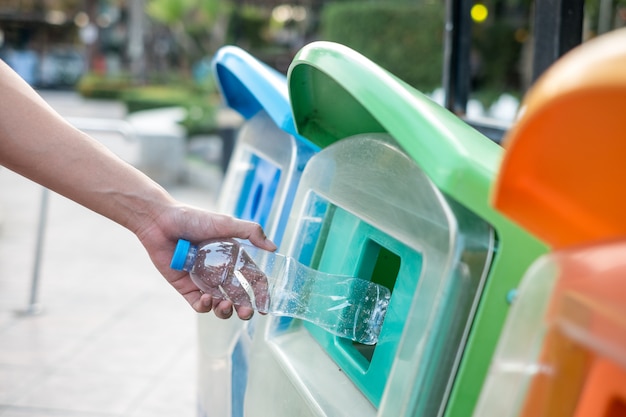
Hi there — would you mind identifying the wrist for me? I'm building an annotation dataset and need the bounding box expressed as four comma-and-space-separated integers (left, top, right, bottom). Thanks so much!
104, 178, 176, 237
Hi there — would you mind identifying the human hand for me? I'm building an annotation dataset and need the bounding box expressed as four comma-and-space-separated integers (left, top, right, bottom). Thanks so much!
135, 202, 276, 320
0, 58, 275, 320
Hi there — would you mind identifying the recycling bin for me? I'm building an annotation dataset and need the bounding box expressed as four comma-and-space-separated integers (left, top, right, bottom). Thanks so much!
491, 28, 626, 248
240, 41, 546, 417
473, 240, 626, 417
474, 28, 626, 417
196, 46, 318, 417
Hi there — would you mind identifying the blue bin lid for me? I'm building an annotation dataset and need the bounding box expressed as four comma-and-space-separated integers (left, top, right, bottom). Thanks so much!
213, 46, 298, 137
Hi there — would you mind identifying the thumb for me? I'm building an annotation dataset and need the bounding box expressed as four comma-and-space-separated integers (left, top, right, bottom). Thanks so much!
210, 214, 277, 252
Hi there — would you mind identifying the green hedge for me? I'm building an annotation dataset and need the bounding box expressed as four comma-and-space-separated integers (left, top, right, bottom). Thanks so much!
120, 85, 196, 113
320, 2, 445, 92
76, 73, 133, 99
76, 73, 219, 136
121, 85, 219, 136
227, 6, 270, 49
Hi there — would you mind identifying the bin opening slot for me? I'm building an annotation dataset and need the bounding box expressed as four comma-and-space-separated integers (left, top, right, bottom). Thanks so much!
251, 183, 264, 219
235, 154, 281, 227
351, 241, 400, 363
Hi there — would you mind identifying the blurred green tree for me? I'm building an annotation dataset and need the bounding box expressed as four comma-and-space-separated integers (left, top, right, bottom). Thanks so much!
146, 0, 231, 74
321, 1, 445, 93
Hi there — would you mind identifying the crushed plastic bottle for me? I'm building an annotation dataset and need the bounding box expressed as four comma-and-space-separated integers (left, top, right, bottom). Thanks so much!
170, 238, 390, 345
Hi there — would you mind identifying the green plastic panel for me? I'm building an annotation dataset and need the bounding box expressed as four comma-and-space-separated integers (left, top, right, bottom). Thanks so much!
286, 42, 548, 417
306, 206, 423, 406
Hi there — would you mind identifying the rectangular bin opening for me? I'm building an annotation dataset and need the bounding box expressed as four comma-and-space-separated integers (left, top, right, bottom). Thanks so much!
351, 241, 401, 363
289, 196, 334, 268
308, 204, 336, 270
234, 154, 281, 227
302, 203, 423, 404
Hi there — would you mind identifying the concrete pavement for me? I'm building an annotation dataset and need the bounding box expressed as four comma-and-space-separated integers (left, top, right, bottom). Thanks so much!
0, 91, 224, 416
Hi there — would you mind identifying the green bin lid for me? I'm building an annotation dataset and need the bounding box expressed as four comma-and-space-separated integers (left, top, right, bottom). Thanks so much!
288, 41, 502, 221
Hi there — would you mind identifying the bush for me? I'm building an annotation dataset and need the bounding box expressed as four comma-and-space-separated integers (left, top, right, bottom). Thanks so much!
320, 2, 445, 92
120, 85, 194, 113
76, 72, 132, 99
121, 85, 220, 136
76, 73, 220, 136
227, 5, 271, 49
180, 96, 220, 137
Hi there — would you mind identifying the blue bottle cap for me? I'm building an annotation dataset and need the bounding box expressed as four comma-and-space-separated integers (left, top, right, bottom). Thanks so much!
170, 239, 191, 270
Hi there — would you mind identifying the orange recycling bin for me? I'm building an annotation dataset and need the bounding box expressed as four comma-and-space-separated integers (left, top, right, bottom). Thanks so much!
573, 358, 626, 417
492, 28, 626, 249
473, 239, 626, 417
474, 28, 626, 417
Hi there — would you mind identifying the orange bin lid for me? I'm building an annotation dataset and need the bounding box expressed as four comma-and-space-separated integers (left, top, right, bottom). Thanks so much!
493, 28, 626, 249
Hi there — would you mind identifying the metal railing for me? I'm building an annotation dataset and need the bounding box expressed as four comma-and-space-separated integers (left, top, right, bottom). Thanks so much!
19, 117, 137, 315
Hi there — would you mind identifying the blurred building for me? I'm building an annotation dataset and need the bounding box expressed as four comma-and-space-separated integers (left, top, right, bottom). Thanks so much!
0, 0, 135, 87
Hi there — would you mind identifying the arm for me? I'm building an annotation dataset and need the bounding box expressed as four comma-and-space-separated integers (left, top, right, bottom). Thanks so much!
0, 59, 276, 319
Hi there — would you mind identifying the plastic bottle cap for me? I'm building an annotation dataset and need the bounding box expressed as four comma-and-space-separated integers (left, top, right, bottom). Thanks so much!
170, 239, 191, 270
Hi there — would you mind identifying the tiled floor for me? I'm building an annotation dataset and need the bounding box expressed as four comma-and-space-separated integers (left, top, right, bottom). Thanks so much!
0, 92, 223, 416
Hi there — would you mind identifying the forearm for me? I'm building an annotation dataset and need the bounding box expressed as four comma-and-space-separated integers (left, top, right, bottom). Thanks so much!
0, 59, 174, 234
1, 60, 279, 317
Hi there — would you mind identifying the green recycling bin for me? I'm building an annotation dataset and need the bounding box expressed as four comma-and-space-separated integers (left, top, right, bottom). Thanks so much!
240, 42, 547, 417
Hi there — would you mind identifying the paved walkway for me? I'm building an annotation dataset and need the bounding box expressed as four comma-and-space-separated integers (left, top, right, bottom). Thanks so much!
0, 91, 223, 416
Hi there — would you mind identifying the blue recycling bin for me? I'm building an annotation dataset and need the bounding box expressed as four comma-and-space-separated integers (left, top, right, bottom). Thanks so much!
212, 46, 318, 243
196, 46, 319, 417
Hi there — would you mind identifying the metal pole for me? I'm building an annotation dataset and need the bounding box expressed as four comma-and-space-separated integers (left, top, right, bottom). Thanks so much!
18, 187, 49, 316
598, 0, 614, 35
128, 0, 146, 81
443, 0, 508, 143
531, 0, 585, 83
443, 0, 472, 116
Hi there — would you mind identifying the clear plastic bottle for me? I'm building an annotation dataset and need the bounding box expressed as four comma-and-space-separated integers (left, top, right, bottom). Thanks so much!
170, 238, 390, 345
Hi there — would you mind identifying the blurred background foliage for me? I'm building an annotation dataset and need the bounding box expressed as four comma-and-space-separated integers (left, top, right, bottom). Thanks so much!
320, 1, 444, 93
2, 0, 625, 135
